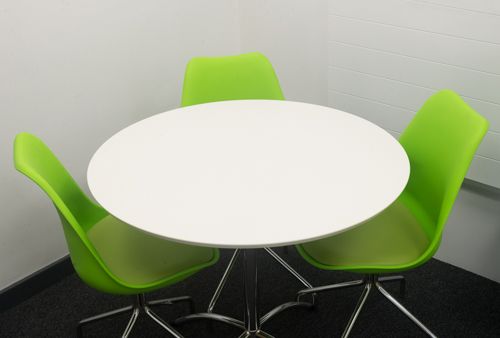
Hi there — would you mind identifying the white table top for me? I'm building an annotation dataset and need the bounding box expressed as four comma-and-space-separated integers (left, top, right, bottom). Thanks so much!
88, 100, 409, 249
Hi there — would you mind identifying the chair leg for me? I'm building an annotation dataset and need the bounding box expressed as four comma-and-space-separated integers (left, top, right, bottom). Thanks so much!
294, 274, 435, 337
342, 276, 373, 338
145, 306, 184, 338
77, 305, 133, 337
122, 308, 140, 338
77, 293, 191, 338
379, 275, 406, 297
297, 279, 364, 301
148, 295, 195, 314
374, 280, 437, 338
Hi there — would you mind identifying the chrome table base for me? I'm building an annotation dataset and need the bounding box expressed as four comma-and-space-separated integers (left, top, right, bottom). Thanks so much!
297, 274, 437, 338
176, 247, 314, 337
77, 294, 193, 338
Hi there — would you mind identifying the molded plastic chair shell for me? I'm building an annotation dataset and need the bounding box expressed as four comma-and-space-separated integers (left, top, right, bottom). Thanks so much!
297, 89, 489, 273
181, 52, 284, 107
14, 133, 219, 295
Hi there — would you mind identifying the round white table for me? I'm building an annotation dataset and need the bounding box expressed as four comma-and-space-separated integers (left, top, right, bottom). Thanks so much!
88, 100, 410, 337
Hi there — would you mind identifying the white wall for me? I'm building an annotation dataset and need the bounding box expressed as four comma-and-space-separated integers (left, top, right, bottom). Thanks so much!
0, 0, 240, 290
437, 181, 500, 282
327, 0, 500, 188
238, 0, 328, 105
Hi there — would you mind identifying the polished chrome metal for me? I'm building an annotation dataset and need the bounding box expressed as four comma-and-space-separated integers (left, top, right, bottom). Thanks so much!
240, 249, 275, 338
176, 246, 314, 334
264, 247, 313, 289
144, 306, 183, 338
207, 247, 313, 314
265, 247, 315, 306
77, 293, 191, 337
303, 274, 436, 338
260, 300, 313, 325
208, 249, 241, 313
77, 305, 133, 330
122, 308, 139, 338
379, 275, 405, 283
149, 295, 195, 313
238, 330, 276, 338
243, 249, 259, 333
375, 279, 437, 338
379, 275, 406, 296
297, 279, 364, 301
176, 248, 307, 337
342, 276, 373, 338
174, 312, 245, 329
264, 247, 316, 313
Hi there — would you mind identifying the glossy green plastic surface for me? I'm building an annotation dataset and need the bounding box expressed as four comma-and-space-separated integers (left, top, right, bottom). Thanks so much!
297, 90, 489, 273
181, 52, 284, 107
14, 133, 219, 295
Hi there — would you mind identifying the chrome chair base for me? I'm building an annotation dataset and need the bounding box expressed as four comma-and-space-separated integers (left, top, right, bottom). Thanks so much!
297, 274, 437, 338
77, 294, 193, 338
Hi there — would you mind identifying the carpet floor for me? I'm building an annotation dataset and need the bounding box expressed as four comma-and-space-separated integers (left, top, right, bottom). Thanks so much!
0, 248, 499, 337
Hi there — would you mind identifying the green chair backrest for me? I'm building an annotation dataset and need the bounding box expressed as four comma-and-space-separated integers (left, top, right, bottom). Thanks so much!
14, 133, 106, 230
181, 52, 285, 107
13, 133, 127, 293
399, 90, 489, 246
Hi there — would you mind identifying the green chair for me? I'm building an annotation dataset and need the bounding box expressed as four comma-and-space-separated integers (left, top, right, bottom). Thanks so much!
177, 52, 313, 326
181, 52, 284, 107
14, 133, 219, 338
295, 90, 489, 337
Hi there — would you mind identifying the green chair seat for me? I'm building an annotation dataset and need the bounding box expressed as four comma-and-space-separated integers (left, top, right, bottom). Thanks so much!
299, 195, 431, 272
88, 215, 215, 285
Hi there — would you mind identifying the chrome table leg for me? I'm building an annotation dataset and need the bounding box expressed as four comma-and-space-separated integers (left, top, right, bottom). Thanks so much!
174, 312, 245, 329
209, 248, 312, 314
176, 248, 311, 335
173, 250, 245, 329
260, 300, 313, 325
208, 249, 240, 313
264, 247, 313, 289
240, 249, 274, 338
259, 248, 315, 324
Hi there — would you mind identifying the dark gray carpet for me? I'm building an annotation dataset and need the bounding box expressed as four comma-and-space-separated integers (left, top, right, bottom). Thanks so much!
1, 248, 499, 337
